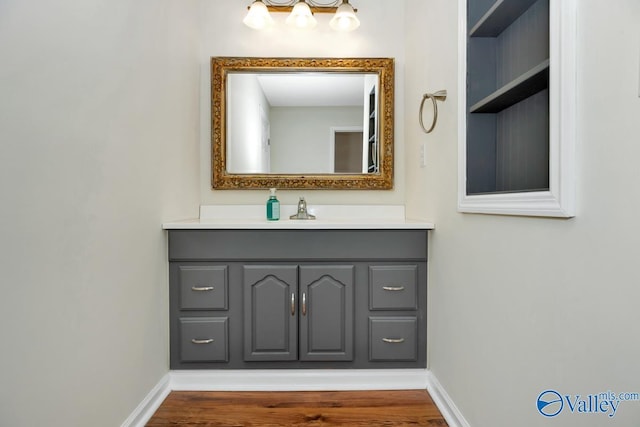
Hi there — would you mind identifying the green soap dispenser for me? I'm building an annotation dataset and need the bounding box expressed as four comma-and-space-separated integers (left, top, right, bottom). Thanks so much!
266, 188, 280, 221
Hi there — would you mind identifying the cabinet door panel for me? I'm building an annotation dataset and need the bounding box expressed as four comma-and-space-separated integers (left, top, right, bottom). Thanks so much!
299, 265, 354, 361
243, 265, 298, 361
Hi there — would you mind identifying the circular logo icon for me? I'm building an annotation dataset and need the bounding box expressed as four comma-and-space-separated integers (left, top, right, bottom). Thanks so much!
537, 390, 563, 417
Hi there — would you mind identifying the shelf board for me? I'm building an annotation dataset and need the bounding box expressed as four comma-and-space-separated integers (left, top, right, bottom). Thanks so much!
470, 0, 538, 37
470, 59, 549, 114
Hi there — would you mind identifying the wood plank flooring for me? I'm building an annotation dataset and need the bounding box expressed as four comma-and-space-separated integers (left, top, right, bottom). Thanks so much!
146, 390, 448, 426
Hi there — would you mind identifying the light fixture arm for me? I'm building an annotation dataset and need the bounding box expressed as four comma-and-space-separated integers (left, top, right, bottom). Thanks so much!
255, 0, 356, 12
244, 0, 359, 31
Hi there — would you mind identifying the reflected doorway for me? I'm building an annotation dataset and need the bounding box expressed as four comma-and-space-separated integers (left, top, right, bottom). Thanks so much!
331, 128, 364, 173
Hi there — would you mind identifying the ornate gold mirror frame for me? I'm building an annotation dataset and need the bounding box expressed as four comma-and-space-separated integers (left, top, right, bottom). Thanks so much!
211, 57, 394, 189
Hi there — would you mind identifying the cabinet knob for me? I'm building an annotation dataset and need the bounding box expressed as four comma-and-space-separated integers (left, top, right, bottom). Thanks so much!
191, 338, 214, 344
191, 286, 214, 291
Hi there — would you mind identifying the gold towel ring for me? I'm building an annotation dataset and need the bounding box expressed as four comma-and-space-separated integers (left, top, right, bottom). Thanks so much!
419, 90, 447, 134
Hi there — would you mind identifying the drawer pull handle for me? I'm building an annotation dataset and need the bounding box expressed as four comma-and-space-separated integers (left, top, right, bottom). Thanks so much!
191, 286, 214, 292
191, 338, 214, 344
291, 293, 296, 316
382, 338, 405, 344
382, 286, 405, 291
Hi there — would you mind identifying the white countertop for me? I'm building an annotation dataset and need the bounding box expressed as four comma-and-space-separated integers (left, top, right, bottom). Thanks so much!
162, 205, 435, 230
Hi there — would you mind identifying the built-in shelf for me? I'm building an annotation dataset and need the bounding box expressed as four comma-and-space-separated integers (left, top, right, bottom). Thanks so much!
469, 0, 538, 37
461, 0, 576, 217
470, 59, 549, 113
466, 0, 552, 197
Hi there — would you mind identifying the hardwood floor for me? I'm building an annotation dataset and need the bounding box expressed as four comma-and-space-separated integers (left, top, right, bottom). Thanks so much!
146, 390, 448, 426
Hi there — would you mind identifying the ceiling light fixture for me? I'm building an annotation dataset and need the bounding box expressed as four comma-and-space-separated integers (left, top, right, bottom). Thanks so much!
244, 0, 359, 32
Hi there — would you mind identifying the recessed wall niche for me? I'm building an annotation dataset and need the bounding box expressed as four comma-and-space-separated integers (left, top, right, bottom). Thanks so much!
466, 0, 550, 195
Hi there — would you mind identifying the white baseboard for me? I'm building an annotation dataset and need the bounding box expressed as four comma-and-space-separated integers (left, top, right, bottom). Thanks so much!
425, 371, 471, 427
170, 369, 429, 391
123, 369, 469, 427
120, 373, 171, 427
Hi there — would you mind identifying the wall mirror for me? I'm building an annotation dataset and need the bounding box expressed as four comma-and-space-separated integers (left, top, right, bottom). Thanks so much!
211, 57, 394, 189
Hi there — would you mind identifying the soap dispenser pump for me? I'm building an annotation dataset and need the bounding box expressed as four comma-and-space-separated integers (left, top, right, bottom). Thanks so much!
266, 188, 280, 221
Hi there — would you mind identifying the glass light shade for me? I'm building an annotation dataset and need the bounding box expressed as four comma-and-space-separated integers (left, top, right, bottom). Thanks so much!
329, 1, 360, 31
243, 1, 274, 30
285, 1, 317, 29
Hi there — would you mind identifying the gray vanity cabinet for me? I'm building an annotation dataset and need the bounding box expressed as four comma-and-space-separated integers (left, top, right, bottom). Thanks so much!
243, 265, 354, 362
168, 229, 427, 370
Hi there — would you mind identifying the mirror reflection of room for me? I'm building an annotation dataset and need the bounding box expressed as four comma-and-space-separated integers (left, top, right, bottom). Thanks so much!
226, 72, 378, 175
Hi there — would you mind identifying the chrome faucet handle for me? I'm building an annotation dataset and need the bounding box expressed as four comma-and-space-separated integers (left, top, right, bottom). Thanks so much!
297, 197, 307, 212
290, 197, 316, 220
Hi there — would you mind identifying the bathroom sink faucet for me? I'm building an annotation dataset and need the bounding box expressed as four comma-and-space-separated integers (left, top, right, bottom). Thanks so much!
290, 197, 316, 220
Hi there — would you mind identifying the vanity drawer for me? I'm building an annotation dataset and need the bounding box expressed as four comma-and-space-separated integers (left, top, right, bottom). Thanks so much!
179, 317, 229, 362
369, 317, 417, 362
179, 265, 228, 310
369, 265, 418, 310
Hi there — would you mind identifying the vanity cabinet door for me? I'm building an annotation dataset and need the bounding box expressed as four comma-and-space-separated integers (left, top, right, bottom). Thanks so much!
243, 265, 298, 361
299, 265, 354, 361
